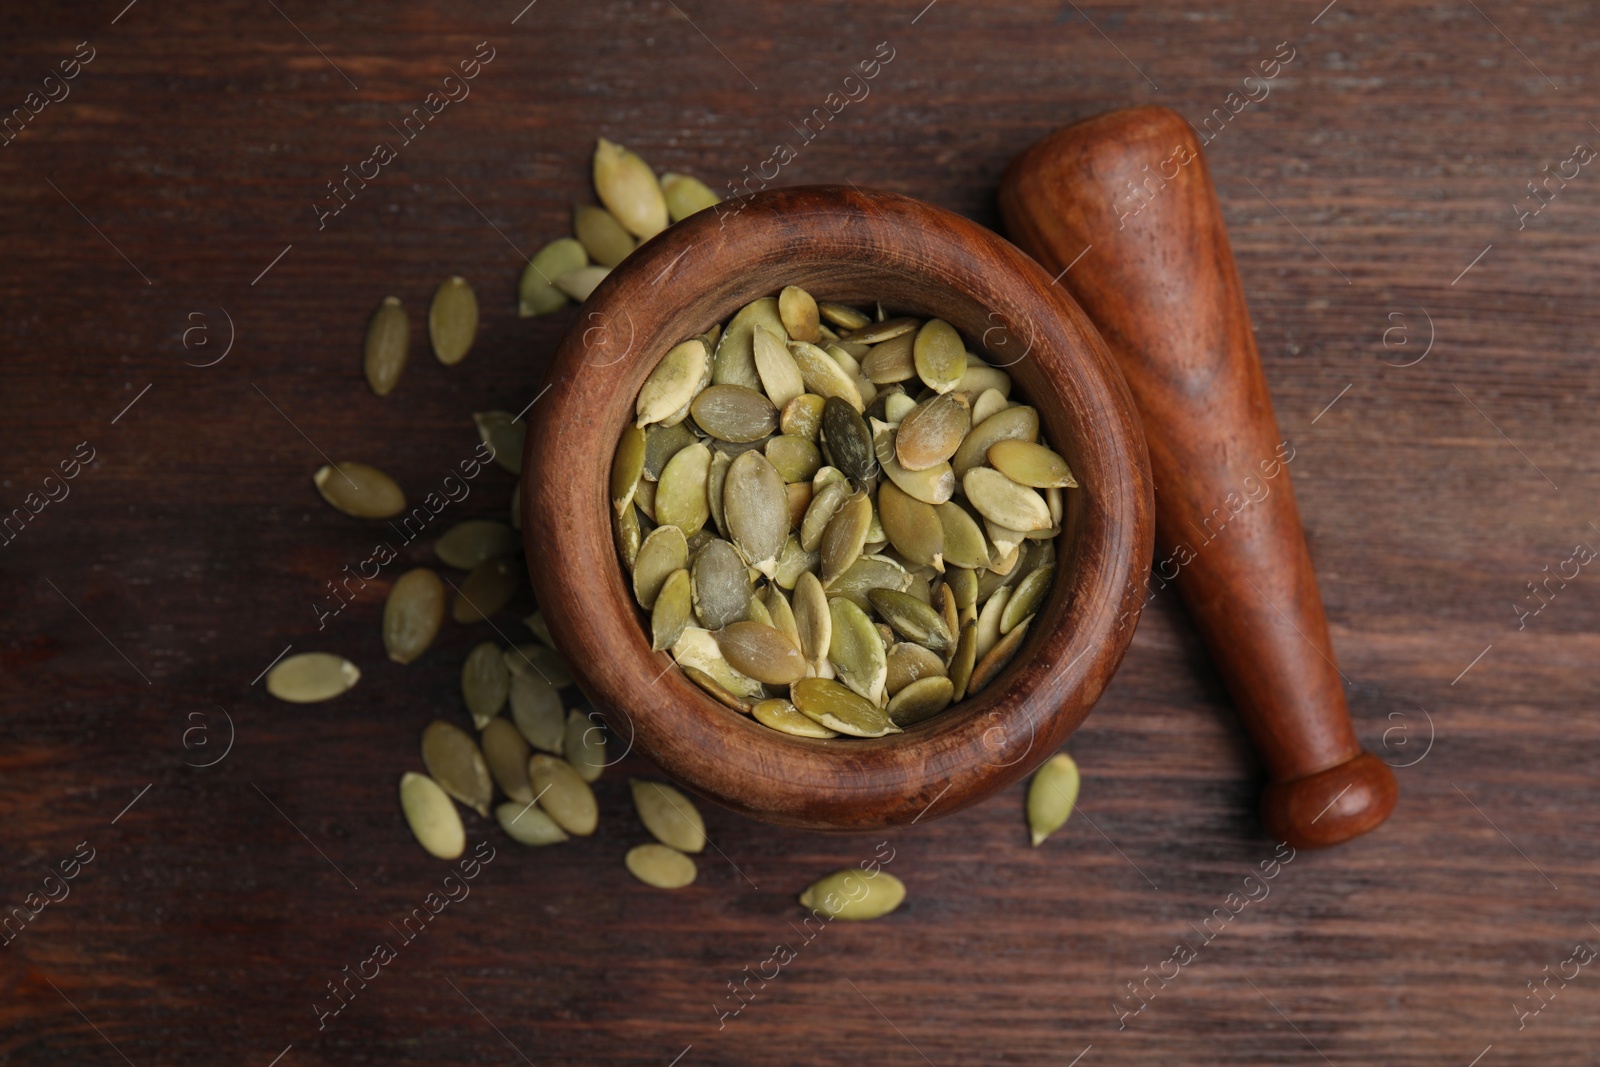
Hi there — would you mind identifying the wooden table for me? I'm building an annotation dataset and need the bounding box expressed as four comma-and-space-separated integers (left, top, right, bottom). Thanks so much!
3, 2, 1596, 1063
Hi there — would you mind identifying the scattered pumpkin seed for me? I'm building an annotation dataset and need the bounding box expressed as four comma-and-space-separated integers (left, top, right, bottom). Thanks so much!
383, 567, 445, 664
461, 641, 510, 728
509, 671, 565, 753
791, 677, 900, 738
529, 754, 598, 835
400, 773, 465, 859
631, 779, 706, 853
505, 640, 573, 688
314, 462, 405, 519
266, 652, 360, 703
1027, 752, 1080, 846
481, 717, 533, 804
519, 237, 588, 317
565, 709, 607, 782
363, 296, 408, 396
436, 520, 519, 570
473, 410, 526, 475
421, 719, 492, 817
593, 138, 667, 238
661, 172, 721, 222
626, 843, 698, 888
453, 557, 520, 623
799, 868, 905, 920
428, 276, 477, 365
555, 265, 609, 301
573, 203, 636, 267
496, 799, 569, 846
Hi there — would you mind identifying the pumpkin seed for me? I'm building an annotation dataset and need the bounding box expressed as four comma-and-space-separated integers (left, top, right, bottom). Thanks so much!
453, 557, 520, 623
510, 672, 565, 753
818, 302, 870, 330
791, 677, 901, 737
896, 392, 971, 472
820, 397, 876, 487
505, 640, 573, 687
673, 626, 764, 701
873, 424, 955, 505
848, 317, 918, 345
421, 720, 492, 817
400, 773, 465, 859
791, 571, 832, 670
481, 717, 533, 804
473, 410, 526, 475
710, 298, 780, 390
716, 621, 807, 685
819, 491, 872, 585
703, 449, 731, 536
862, 332, 916, 385
752, 325, 806, 410
970, 387, 1010, 426
611, 426, 646, 514
827, 342, 864, 379
573, 203, 636, 267
827, 597, 887, 704
637, 339, 710, 428
887, 675, 954, 726
626, 843, 697, 888
1002, 565, 1053, 633
723, 451, 788, 577
956, 355, 1013, 399
555, 265, 609, 301
784, 481, 812, 528
593, 138, 667, 239
868, 588, 954, 654
777, 285, 820, 343
780, 393, 826, 440
799, 479, 850, 552
383, 567, 445, 664
1047, 486, 1064, 526
799, 868, 905, 920
964, 468, 1053, 532
968, 614, 1031, 695
661, 172, 721, 222
363, 296, 408, 396
691, 384, 777, 443
632, 524, 689, 609
773, 534, 821, 589
912, 318, 966, 393
952, 404, 1038, 479
988, 439, 1078, 489
682, 664, 755, 712
655, 442, 712, 536
691, 539, 753, 629
651, 567, 693, 651
615, 504, 642, 570
788, 341, 863, 411
428, 276, 477, 365
565, 710, 606, 782
936, 501, 991, 569
314, 462, 405, 519
461, 641, 510, 728
631, 779, 706, 852
496, 800, 569, 846
985, 520, 1025, 562
877, 481, 944, 571
975, 585, 1010, 660
886, 642, 947, 696
519, 237, 588, 317
436, 520, 519, 570
761, 585, 801, 648
1028, 752, 1080, 846
529, 754, 598, 835
266, 652, 360, 703
944, 565, 979, 613
948, 619, 978, 699
753, 697, 838, 738
643, 421, 697, 480
826, 554, 912, 611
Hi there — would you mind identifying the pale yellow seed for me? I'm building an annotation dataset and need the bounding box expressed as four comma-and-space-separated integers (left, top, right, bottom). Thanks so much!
481, 717, 533, 804
573, 204, 636, 267
461, 640, 510, 728
655, 442, 712, 536
593, 138, 668, 239
661, 172, 721, 222
473, 411, 525, 475
421, 720, 492, 817
565, 709, 607, 783
988, 439, 1079, 489
314, 462, 406, 519
400, 773, 465, 860
452, 557, 521, 623
798, 868, 905, 920
753, 697, 838, 738
554, 265, 610, 301
428, 276, 477, 365
964, 467, 1053, 532
519, 237, 587, 318
436, 520, 519, 570
496, 800, 569, 846
637, 339, 710, 428
778, 285, 820, 343
752, 325, 806, 410
530, 754, 599, 836
363, 296, 408, 396
626, 843, 698, 889
1027, 752, 1080, 846
913, 318, 966, 393
631, 779, 707, 852
383, 567, 445, 664
266, 652, 360, 703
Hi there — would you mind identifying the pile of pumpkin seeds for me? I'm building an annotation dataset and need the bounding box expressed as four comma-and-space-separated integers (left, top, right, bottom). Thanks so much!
613, 290, 1077, 737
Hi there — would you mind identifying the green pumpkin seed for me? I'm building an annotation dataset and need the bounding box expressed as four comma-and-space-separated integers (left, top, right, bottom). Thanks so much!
827, 597, 887, 704
510, 672, 565, 754
496, 800, 569, 846
530, 754, 598, 835
885, 642, 947, 696
1002, 565, 1053, 633
964, 468, 1053, 532
691, 384, 777, 443
723, 451, 788, 577
682, 664, 754, 712
988, 439, 1078, 489
936, 502, 991, 570
968, 614, 1031, 695
868, 588, 954, 654
436, 520, 519, 570
877, 481, 945, 571
428, 276, 477, 365
716, 620, 807, 685
826, 342, 864, 379
611, 426, 646, 514
820, 397, 876, 487
887, 675, 954, 726
461, 641, 510, 728
956, 355, 1013, 399
873, 424, 955, 506
912, 318, 966, 394
764, 434, 823, 484
778, 285, 820, 343
818, 302, 871, 330
593, 138, 667, 239
825, 554, 912, 611
791, 571, 832, 670
615, 504, 642, 571
519, 237, 588, 317
944, 565, 979, 614
896, 393, 971, 472
453, 557, 520, 623
643, 421, 698, 480
266, 652, 360, 703
690, 538, 753, 629
651, 567, 693, 651
848, 317, 918, 345
752, 325, 806, 410
554, 265, 609, 301
713, 299, 782, 391
672, 626, 764, 701
383, 567, 445, 664
1028, 752, 1080, 846
626, 843, 697, 888
473, 410, 526, 475
773, 534, 820, 589
481, 717, 533, 804
948, 619, 978, 700
421, 720, 492, 817
656, 442, 712, 536
573, 203, 636, 267
970, 387, 1010, 426
985, 519, 1025, 561
632, 524, 689, 609
363, 296, 408, 396
706, 450, 733, 536
975, 585, 1010, 660
791, 677, 901, 737
661, 172, 721, 222
799, 868, 905, 920
952, 404, 1038, 479
1047, 486, 1065, 526
819, 491, 872, 585
400, 773, 465, 859
314, 462, 405, 519
780, 393, 827, 440
637, 339, 710, 428
505, 640, 573, 688
761, 585, 801, 649
788, 340, 863, 411
799, 479, 851, 552
745, 590, 775, 630
753, 697, 838, 738
565, 709, 607, 782
862, 331, 916, 385
631, 779, 706, 852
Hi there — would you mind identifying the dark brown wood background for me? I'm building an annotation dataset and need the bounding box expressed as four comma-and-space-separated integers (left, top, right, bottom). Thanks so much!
2, 1, 1597, 1063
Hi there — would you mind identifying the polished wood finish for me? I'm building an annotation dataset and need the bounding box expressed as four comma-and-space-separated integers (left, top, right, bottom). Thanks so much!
523, 185, 1154, 831
999, 106, 1396, 848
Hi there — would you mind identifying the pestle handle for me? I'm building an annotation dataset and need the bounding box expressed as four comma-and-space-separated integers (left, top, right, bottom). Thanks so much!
998, 106, 1395, 848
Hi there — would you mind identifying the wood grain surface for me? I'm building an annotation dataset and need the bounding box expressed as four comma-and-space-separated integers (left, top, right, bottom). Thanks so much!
2, 2, 1598, 1064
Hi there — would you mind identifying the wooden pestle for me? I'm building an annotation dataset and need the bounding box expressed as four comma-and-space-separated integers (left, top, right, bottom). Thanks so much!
998, 106, 1395, 848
